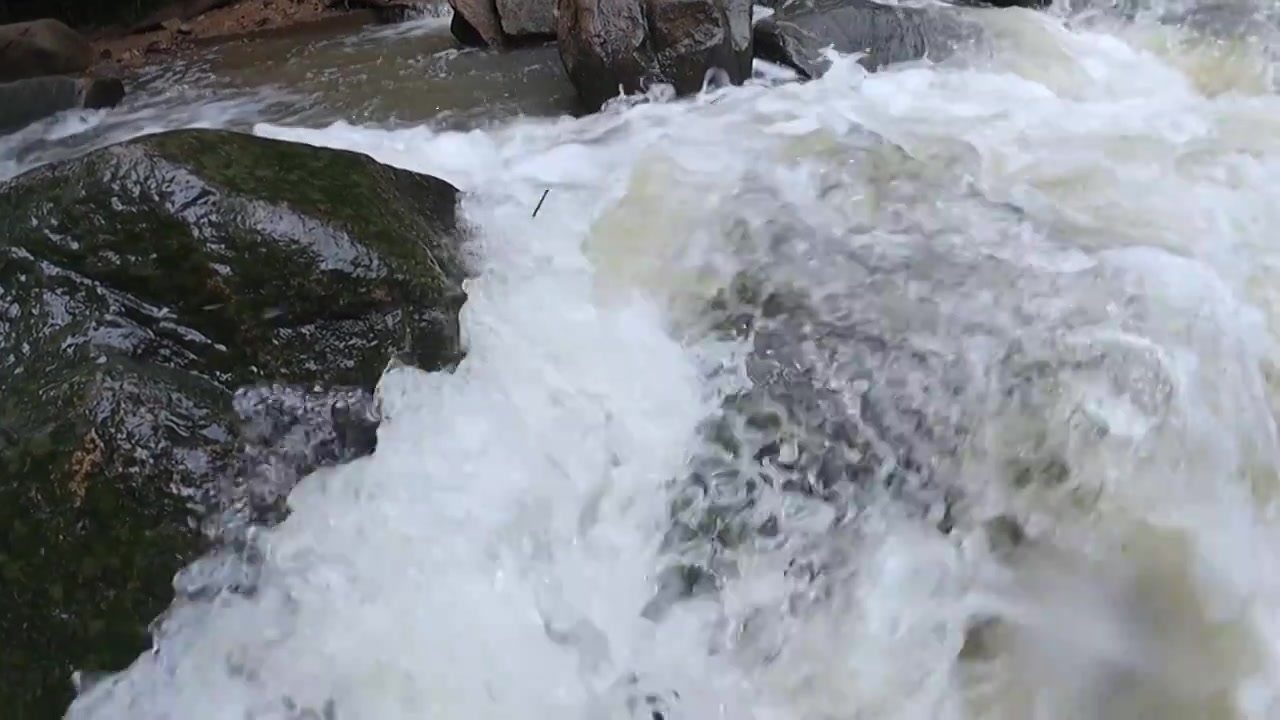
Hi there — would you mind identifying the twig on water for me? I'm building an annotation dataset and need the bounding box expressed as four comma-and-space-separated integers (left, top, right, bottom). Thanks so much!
532, 188, 550, 218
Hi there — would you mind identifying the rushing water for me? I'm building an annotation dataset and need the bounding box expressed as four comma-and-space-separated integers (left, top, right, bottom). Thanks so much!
7, 0, 1280, 717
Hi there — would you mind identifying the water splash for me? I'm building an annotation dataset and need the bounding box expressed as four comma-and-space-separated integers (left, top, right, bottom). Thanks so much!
30, 4, 1280, 719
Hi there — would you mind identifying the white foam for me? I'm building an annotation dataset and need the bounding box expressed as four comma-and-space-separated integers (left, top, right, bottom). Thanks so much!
56, 9, 1280, 720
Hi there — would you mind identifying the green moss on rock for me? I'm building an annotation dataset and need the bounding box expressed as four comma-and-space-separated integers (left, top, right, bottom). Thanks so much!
3, 128, 467, 387
0, 128, 467, 718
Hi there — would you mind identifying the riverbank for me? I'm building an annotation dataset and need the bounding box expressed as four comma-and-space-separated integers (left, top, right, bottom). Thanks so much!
91, 0, 430, 72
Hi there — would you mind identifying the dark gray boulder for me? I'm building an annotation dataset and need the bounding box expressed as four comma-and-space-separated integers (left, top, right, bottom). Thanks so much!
0, 128, 468, 717
0, 19, 93, 83
557, 0, 753, 112
753, 0, 984, 79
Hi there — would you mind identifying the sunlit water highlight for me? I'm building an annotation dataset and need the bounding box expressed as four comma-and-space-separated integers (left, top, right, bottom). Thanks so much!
3, 2, 1279, 718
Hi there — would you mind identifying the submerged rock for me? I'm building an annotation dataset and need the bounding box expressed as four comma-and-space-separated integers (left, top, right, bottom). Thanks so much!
0, 128, 468, 716
646, 136, 1198, 686
752, 0, 983, 78
1160, 0, 1274, 38
651, 141, 1074, 620
0, 19, 93, 83
557, 0, 753, 112
665, 269, 972, 570
0, 75, 126, 136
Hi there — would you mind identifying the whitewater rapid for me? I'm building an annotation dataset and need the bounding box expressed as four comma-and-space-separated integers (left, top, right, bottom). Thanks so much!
39, 3, 1280, 719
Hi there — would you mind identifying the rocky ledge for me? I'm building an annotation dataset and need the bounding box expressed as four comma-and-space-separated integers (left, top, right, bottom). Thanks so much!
445, 0, 1049, 113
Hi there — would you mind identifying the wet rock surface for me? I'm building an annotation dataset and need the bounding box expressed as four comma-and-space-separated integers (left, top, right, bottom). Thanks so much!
557, 0, 753, 112
753, 0, 984, 79
0, 76, 125, 136
0, 128, 468, 716
218, 383, 382, 534
496, 0, 557, 37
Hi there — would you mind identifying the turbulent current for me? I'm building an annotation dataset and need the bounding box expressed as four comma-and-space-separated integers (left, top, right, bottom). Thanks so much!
10, 0, 1280, 717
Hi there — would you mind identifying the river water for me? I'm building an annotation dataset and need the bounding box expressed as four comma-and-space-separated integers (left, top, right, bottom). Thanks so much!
6, 1, 1280, 718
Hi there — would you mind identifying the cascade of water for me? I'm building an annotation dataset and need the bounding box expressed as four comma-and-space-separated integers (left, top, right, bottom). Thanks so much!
4, 2, 1280, 718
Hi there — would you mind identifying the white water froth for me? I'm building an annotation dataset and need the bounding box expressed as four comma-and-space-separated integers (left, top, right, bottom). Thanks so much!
0, 91, 289, 182
65, 8, 1280, 720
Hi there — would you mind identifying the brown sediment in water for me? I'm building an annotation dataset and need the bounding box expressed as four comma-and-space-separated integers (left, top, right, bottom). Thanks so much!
91, 0, 414, 72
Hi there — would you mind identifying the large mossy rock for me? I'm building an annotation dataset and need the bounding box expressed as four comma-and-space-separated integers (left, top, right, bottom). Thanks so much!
0, 128, 468, 718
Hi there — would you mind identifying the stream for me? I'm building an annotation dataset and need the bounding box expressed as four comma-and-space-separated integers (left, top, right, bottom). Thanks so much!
6, 0, 1280, 717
